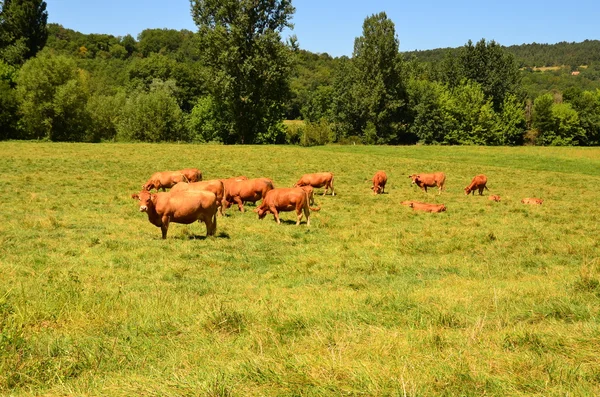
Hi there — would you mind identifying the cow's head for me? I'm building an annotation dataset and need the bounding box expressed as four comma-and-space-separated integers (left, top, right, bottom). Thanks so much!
142, 181, 156, 191
439, 205, 447, 212
464, 186, 472, 195
371, 185, 382, 194
408, 174, 419, 185
132, 190, 154, 212
256, 205, 269, 219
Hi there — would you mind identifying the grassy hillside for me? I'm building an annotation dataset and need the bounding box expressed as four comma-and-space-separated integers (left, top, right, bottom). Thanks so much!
1, 142, 599, 395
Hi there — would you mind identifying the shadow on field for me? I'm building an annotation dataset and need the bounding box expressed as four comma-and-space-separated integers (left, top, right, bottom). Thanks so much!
174, 231, 231, 240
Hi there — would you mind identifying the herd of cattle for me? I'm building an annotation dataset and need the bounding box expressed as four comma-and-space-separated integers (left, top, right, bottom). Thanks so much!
131, 168, 543, 239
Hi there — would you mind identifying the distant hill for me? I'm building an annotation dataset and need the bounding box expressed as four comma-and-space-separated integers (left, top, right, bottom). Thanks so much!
403, 40, 600, 68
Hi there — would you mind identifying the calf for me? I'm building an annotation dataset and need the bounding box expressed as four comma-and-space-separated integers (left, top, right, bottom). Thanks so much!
294, 172, 335, 196
171, 179, 225, 216
371, 170, 387, 194
409, 202, 447, 213
488, 195, 501, 202
223, 177, 274, 212
255, 188, 321, 226
521, 198, 543, 205
131, 189, 217, 239
465, 174, 489, 195
408, 172, 446, 195
143, 171, 189, 191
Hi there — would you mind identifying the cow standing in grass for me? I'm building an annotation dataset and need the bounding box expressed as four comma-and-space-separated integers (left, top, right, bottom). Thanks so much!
408, 172, 446, 195
171, 180, 225, 216
294, 172, 335, 196
465, 174, 489, 196
132, 189, 217, 239
255, 188, 321, 226
223, 178, 274, 212
371, 170, 387, 194
143, 171, 189, 191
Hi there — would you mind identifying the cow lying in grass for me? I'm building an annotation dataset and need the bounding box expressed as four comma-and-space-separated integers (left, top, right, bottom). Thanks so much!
132, 189, 217, 239
255, 188, 320, 226
488, 195, 501, 202
404, 201, 447, 213
408, 172, 446, 195
521, 198, 543, 205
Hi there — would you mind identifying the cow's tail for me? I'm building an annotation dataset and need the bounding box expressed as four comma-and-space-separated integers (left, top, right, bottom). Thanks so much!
485, 185, 489, 191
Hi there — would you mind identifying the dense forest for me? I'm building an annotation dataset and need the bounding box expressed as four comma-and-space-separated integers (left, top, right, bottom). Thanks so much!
1, 0, 599, 145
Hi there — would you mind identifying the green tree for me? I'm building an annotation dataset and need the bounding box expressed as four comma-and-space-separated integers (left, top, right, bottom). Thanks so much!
16, 52, 89, 140
566, 89, 600, 145
86, 91, 126, 142
351, 12, 408, 144
441, 39, 522, 112
186, 95, 225, 143
0, 0, 48, 65
190, 0, 295, 144
497, 94, 526, 145
116, 80, 185, 142
406, 78, 453, 144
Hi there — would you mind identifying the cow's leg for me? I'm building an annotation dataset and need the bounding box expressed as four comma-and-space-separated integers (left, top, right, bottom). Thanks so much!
161, 216, 170, 239
479, 187, 484, 195
303, 204, 310, 226
270, 207, 280, 224
330, 181, 335, 196
234, 196, 245, 212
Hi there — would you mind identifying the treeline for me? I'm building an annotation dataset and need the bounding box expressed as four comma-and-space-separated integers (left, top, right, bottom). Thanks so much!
404, 40, 600, 68
1, 0, 600, 146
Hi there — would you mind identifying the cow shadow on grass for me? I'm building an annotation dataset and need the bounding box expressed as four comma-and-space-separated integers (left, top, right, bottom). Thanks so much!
176, 231, 231, 240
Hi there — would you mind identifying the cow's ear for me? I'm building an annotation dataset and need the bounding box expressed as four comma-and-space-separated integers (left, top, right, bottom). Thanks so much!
131, 193, 139, 200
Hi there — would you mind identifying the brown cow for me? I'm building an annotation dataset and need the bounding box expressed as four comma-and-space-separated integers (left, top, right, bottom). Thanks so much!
131, 189, 217, 239
223, 177, 274, 212
143, 171, 189, 191
294, 172, 335, 196
465, 174, 489, 195
255, 188, 321, 226
171, 179, 225, 216
401, 200, 424, 206
408, 172, 446, 195
409, 202, 447, 213
179, 168, 202, 183
521, 198, 543, 205
488, 195, 501, 202
299, 185, 315, 205
371, 170, 387, 194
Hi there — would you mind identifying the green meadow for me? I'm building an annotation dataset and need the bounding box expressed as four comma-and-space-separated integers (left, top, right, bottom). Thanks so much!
1, 142, 599, 396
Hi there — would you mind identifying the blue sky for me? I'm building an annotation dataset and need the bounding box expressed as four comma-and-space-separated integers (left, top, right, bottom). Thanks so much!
47, 0, 599, 57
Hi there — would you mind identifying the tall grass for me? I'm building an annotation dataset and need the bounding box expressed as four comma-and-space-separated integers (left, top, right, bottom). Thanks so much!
1, 142, 599, 395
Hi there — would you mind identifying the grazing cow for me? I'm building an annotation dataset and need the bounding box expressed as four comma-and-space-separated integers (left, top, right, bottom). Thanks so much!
465, 174, 489, 195
223, 178, 274, 212
255, 188, 321, 226
409, 202, 447, 213
171, 179, 225, 216
408, 172, 446, 195
371, 170, 387, 194
294, 172, 335, 196
143, 171, 189, 191
179, 168, 202, 183
488, 195, 501, 202
521, 198, 543, 205
299, 185, 315, 205
131, 189, 217, 239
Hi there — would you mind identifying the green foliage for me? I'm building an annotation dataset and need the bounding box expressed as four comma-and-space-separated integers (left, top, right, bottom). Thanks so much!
116, 81, 185, 142
349, 12, 408, 144
407, 78, 452, 144
186, 95, 224, 143
0, 0, 48, 65
497, 94, 527, 145
85, 91, 126, 142
137, 28, 195, 59
566, 89, 600, 145
440, 38, 522, 111
299, 118, 331, 146
190, 0, 295, 144
15, 51, 88, 140
0, 79, 19, 138
533, 94, 585, 146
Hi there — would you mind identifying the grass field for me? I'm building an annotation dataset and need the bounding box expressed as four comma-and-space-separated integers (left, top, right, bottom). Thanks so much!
1, 142, 599, 396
